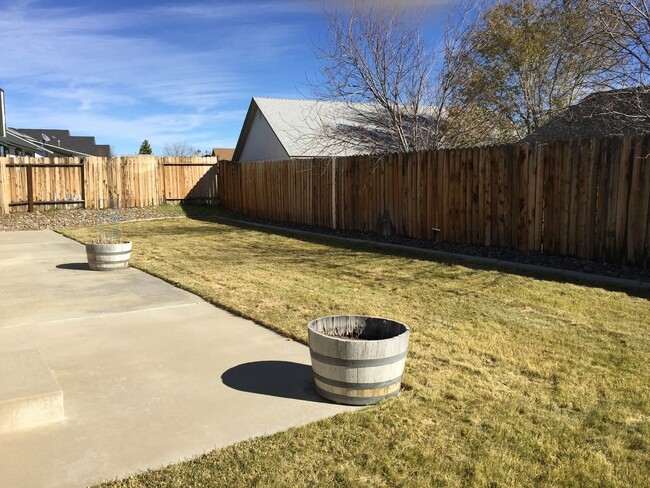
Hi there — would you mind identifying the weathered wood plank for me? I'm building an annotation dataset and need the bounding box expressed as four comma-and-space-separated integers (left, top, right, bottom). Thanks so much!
627, 136, 648, 266
0, 157, 9, 214
575, 140, 591, 258
477, 147, 485, 246
615, 137, 633, 263
517, 143, 529, 250
440, 149, 449, 241
483, 147, 492, 247
636, 135, 650, 268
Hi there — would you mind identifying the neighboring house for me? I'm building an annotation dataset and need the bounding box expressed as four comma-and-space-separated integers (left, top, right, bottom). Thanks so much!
0, 88, 108, 158
523, 87, 650, 144
1, 127, 97, 158
0, 128, 46, 158
211, 147, 235, 161
233, 97, 390, 162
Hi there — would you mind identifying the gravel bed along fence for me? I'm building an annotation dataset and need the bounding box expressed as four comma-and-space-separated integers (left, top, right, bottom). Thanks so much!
0, 207, 181, 231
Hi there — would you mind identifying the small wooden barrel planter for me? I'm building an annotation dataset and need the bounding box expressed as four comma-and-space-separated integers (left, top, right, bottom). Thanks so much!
308, 315, 410, 406
85, 241, 132, 271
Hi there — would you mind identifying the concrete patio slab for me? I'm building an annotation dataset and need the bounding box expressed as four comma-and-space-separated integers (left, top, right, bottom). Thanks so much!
0, 230, 355, 488
0, 349, 64, 433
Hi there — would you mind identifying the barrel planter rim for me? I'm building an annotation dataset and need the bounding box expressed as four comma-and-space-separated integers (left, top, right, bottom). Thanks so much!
307, 314, 411, 343
308, 315, 411, 406
85, 240, 132, 248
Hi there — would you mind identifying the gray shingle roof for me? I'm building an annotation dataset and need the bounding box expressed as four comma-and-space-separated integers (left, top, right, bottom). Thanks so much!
2, 128, 47, 153
233, 97, 443, 161
249, 97, 375, 159
523, 87, 650, 143
16, 128, 111, 157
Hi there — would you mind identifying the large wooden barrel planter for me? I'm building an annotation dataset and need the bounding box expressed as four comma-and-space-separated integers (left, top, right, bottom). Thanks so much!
85, 241, 132, 271
308, 315, 410, 406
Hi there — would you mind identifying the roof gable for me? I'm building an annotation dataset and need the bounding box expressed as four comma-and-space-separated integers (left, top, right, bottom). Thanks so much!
233, 97, 391, 161
253, 98, 371, 158
211, 147, 235, 160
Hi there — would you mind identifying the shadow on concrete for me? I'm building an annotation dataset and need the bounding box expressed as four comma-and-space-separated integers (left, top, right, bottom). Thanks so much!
221, 361, 328, 403
56, 262, 91, 271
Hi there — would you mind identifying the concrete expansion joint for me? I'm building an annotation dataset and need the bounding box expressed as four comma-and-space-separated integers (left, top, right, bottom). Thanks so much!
2, 301, 203, 329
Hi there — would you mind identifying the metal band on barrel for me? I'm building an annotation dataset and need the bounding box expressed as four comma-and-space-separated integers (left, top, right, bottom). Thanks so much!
309, 349, 407, 367
312, 371, 402, 390
314, 385, 400, 406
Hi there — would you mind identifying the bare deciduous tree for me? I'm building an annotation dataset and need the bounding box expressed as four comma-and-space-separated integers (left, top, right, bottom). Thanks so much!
557, 1, 650, 139
312, 5, 434, 153
162, 142, 196, 157
591, 0, 650, 87
310, 0, 638, 151
433, 0, 500, 147
310, 3, 488, 154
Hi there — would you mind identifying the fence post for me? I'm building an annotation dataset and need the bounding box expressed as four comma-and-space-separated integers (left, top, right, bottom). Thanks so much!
331, 157, 337, 230
26, 162, 34, 213
80, 157, 86, 209
0, 157, 8, 214
160, 157, 167, 204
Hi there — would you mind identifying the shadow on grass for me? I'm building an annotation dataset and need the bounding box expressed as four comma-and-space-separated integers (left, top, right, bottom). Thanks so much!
221, 361, 330, 403
56, 262, 91, 271
179, 204, 650, 300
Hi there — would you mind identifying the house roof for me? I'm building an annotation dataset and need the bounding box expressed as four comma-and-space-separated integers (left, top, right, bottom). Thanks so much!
16, 128, 111, 157
211, 147, 235, 160
6, 128, 94, 157
0, 88, 106, 158
233, 97, 383, 161
523, 87, 650, 143
2, 128, 47, 153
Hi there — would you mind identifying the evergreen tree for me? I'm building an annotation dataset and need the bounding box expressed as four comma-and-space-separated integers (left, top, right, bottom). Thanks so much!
138, 139, 153, 154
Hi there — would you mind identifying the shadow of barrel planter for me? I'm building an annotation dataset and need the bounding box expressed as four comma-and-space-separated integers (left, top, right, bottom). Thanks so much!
308, 315, 410, 406
85, 241, 132, 271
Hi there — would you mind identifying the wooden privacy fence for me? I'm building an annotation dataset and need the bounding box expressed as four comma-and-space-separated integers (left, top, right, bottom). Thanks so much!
219, 135, 650, 267
0, 156, 219, 213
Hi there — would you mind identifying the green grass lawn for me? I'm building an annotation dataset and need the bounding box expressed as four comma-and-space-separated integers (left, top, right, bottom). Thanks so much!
61, 216, 650, 488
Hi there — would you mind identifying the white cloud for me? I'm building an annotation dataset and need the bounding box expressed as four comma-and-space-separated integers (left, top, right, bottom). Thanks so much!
158, 1, 321, 20
318, 0, 454, 12
0, 9, 245, 110
0, 0, 314, 153
1, 2, 303, 88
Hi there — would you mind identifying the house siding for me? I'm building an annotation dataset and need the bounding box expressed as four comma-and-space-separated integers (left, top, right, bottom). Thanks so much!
238, 109, 289, 162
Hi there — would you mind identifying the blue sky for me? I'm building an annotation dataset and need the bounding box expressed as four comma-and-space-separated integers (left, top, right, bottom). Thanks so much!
0, 0, 454, 155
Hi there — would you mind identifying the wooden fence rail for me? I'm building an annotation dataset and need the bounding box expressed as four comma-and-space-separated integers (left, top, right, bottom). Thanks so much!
0, 156, 219, 214
219, 136, 650, 268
